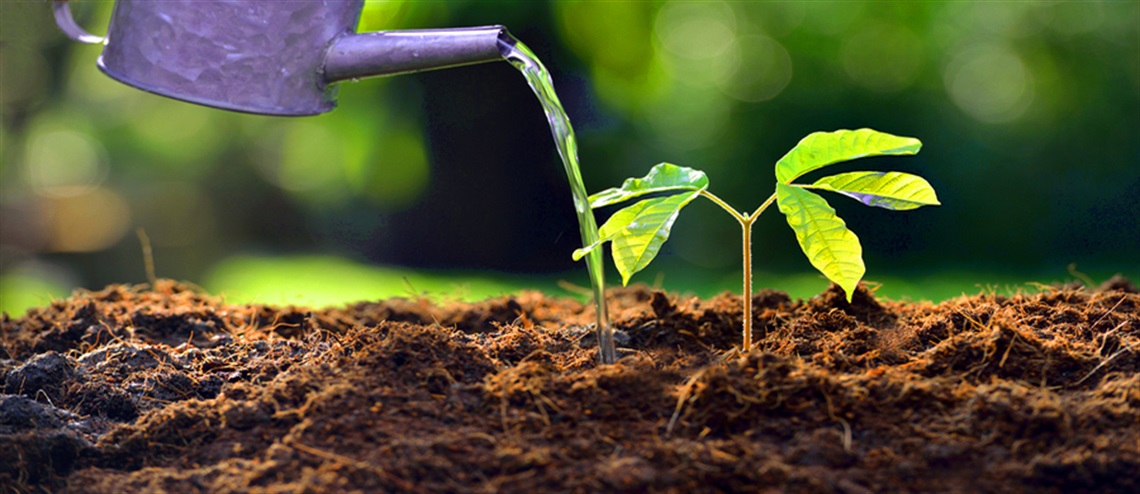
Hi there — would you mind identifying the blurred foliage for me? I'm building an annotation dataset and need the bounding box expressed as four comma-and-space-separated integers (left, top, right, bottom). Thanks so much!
1, 0, 1137, 314
204, 255, 530, 307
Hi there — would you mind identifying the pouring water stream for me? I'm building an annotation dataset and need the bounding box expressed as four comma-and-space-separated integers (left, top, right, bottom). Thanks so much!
499, 35, 616, 364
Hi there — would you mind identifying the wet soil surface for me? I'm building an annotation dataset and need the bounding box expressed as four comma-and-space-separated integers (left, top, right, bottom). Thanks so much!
2, 277, 1137, 493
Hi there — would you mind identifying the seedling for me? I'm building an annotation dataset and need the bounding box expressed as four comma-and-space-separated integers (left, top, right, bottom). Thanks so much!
574, 129, 940, 350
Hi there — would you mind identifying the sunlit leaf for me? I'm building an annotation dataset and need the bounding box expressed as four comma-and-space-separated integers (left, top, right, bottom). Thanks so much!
776, 183, 864, 302
774, 129, 922, 184
573, 191, 701, 285
812, 171, 940, 210
588, 163, 708, 208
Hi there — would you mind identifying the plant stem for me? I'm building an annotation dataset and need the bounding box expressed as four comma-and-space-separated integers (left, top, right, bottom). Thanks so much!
700, 191, 779, 351
699, 190, 747, 223
741, 218, 753, 349
749, 193, 779, 222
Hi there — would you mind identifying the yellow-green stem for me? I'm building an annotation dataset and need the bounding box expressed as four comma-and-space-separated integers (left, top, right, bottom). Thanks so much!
699, 191, 779, 351
741, 219, 753, 349
749, 193, 779, 223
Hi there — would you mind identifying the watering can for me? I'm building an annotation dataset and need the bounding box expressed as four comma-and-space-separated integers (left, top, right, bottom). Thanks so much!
53, 0, 510, 116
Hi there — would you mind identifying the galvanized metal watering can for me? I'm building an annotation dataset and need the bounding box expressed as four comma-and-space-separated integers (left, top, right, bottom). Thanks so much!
53, 0, 509, 115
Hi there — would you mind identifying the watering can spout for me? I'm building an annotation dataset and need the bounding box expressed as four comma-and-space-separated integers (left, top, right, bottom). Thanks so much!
52, 0, 511, 116
324, 26, 509, 83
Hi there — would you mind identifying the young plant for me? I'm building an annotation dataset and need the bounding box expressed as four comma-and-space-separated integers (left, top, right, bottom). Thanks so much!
574, 129, 940, 350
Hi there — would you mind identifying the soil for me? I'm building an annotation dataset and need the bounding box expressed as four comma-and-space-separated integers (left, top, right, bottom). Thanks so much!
2, 277, 1137, 493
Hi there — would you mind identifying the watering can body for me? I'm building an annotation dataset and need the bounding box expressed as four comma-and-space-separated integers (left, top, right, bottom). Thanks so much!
55, 0, 508, 116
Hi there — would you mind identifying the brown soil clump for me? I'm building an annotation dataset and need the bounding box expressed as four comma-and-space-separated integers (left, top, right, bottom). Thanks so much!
2, 278, 1137, 493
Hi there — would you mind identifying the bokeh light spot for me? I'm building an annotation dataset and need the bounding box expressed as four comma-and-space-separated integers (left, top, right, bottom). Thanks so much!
646, 87, 730, 151
654, 1, 742, 90
954, 2, 1043, 39
658, 36, 740, 89
718, 35, 792, 103
45, 187, 131, 252
24, 130, 107, 196
945, 44, 1034, 123
656, 2, 737, 61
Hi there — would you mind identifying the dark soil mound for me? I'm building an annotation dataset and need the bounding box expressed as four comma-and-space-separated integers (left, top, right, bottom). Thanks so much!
2, 278, 1137, 493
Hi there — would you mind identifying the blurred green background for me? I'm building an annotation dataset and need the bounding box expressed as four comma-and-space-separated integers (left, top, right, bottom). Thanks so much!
2, 1, 1137, 314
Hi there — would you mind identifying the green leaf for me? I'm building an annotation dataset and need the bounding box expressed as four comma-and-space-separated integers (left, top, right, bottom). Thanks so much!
588, 163, 708, 208
776, 183, 864, 302
812, 171, 940, 211
774, 129, 922, 184
574, 191, 701, 285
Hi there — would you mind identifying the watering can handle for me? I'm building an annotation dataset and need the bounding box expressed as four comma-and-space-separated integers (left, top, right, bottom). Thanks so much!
53, 1, 105, 44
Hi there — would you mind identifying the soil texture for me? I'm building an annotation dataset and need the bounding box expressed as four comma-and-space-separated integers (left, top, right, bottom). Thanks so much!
2, 277, 1138, 493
